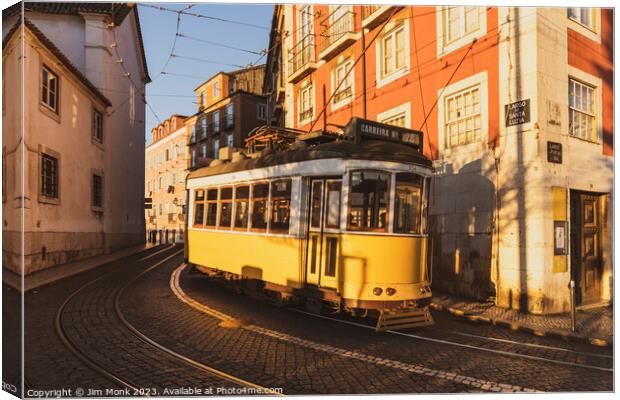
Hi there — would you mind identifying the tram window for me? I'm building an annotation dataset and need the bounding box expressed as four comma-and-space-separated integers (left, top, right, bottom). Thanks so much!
193, 189, 205, 227
347, 171, 390, 231
233, 186, 250, 229
394, 173, 422, 234
205, 188, 218, 227
270, 179, 291, 233
218, 187, 233, 229
310, 181, 323, 228
325, 181, 342, 229
324, 237, 338, 277
251, 183, 269, 231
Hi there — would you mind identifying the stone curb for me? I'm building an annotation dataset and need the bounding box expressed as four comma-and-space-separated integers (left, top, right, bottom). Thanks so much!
429, 302, 613, 348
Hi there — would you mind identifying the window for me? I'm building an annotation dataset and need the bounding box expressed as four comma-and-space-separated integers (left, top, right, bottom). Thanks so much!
41, 65, 59, 112
205, 188, 219, 227
226, 133, 233, 148
159, 176, 163, 190
200, 117, 207, 138
378, 23, 407, 83
218, 187, 233, 229
172, 173, 176, 185
332, 59, 353, 107
233, 186, 250, 229
165, 149, 169, 161
348, 171, 389, 232
193, 189, 205, 227
191, 148, 196, 167
325, 180, 342, 229
213, 111, 220, 132
199, 91, 205, 108
190, 124, 196, 142
568, 8, 595, 30
394, 173, 422, 233
92, 174, 103, 209
92, 109, 103, 143
213, 138, 220, 159
270, 179, 291, 232
257, 104, 267, 121
251, 182, 269, 231
444, 85, 481, 147
378, 102, 411, 128
569, 78, 597, 142
213, 81, 220, 98
201, 144, 207, 158
437, 6, 486, 56
299, 81, 314, 123
41, 153, 59, 198
226, 103, 234, 127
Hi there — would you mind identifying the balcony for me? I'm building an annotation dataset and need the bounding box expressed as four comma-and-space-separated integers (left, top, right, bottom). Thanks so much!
318, 11, 357, 61
333, 86, 352, 104
299, 108, 313, 123
361, 5, 397, 30
189, 134, 196, 145
287, 36, 317, 84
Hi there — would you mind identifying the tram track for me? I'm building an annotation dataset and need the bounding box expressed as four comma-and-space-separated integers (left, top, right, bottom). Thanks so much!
56, 244, 279, 396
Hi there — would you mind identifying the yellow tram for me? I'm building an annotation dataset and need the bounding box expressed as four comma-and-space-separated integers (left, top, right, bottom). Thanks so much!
185, 118, 434, 330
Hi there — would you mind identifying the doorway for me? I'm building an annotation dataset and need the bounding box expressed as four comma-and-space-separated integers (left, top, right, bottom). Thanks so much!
570, 191, 604, 306
305, 178, 342, 289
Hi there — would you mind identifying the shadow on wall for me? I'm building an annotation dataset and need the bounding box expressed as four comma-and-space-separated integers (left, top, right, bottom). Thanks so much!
430, 158, 496, 301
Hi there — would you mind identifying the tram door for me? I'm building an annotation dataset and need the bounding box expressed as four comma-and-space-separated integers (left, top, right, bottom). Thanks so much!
306, 178, 342, 289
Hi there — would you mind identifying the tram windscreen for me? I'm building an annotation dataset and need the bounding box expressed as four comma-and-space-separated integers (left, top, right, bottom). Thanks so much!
394, 173, 422, 233
348, 171, 390, 231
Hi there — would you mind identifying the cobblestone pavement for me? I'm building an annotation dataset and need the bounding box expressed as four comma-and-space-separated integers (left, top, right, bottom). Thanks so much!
431, 292, 613, 342
21, 247, 613, 395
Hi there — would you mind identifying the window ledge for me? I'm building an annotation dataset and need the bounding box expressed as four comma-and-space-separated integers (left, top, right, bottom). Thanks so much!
91, 137, 104, 150
376, 67, 409, 89
39, 103, 60, 123
38, 194, 59, 205
567, 19, 601, 43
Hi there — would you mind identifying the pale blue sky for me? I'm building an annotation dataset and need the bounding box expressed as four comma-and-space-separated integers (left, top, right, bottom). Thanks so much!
138, 2, 274, 143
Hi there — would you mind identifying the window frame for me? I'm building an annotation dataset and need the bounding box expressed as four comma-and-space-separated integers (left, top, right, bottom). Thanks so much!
443, 84, 482, 148
377, 102, 411, 128
193, 189, 206, 228
257, 103, 267, 121
204, 188, 219, 228
91, 172, 104, 212
567, 66, 603, 145
375, 21, 410, 88
393, 173, 423, 234
346, 169, 391, 233
232, 184, 251, 231
41, 64, 59, 113
268, 178, 292, 234
213, 110, 220, 132
298, 80, 314, 125
217, 186, 234, 230
226, 103, 234, 127
39, 146, 60, 204
436, 6, 486, 57
92, 108, 104, 144
249, 181, 270, 233
331, 58, 354, 110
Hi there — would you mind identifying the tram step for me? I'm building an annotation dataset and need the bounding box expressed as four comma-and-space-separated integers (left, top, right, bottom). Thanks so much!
376, 307, 434, 332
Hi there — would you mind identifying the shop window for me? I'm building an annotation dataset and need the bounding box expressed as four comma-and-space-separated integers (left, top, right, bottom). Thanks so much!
251, 182, 269, 231
393, 173, 422, 233
193, 189, 205, 227
205, 188, 219, 227
348, 170, 390, 232
218, 187, 233, 229
233, 186, 250, 229
270, 179, 291, 233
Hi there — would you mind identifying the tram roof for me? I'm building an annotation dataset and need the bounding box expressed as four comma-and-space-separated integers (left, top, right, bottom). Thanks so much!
187, 139, 433, 180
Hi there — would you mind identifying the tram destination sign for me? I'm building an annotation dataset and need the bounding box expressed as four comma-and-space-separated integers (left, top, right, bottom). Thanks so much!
344, 117, 423, 150
505, 99, 530, 126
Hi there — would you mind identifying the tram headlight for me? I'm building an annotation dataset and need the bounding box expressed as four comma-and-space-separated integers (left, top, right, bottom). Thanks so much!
386, 287, 396, 296
373, 287, 383, 296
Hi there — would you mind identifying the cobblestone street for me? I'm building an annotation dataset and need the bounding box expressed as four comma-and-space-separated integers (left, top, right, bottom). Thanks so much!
7, 245, 611, 396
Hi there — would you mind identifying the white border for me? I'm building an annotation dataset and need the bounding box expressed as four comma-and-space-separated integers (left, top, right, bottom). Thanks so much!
375, 19, 411, 88
376, 101, 412, 128
436, 6, 487, 58
567, 65, 603, 145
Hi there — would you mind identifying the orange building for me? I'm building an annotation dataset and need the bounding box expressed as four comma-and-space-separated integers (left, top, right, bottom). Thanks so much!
265, 6, 613, 313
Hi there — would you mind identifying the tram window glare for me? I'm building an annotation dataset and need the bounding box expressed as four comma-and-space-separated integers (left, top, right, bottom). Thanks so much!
325, 181, 342, 229
347, 171, 390, 232
219, 187, 233, 228
270, 179, 291, 233
205, 188, 218, 227
234, 186, 250, 229
193, 189, 205, 227
394, 173, 422, 234
251, 183, 269, 231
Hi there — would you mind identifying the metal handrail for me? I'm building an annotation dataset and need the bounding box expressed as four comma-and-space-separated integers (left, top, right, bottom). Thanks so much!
319, 11, 355, 53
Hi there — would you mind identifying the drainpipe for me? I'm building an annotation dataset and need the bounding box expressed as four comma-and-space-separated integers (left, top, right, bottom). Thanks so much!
361, 27, 367, 119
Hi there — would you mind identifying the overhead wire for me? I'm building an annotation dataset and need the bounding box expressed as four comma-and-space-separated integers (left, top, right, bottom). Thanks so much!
140, 3, 269, 30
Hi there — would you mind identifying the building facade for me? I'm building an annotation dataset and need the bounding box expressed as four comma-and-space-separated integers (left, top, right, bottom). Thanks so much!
266, 5, 613, 313
145, 115, 189, 243
2, 3, 149, 277
187, 66, 268, 169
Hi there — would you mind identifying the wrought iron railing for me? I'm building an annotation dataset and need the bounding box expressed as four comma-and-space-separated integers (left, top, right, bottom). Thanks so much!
319, 11, 355, 54
299, 108, 313, 122
361, 5, 380, 20
288, 35, 316, 78
333, 86, 352, 104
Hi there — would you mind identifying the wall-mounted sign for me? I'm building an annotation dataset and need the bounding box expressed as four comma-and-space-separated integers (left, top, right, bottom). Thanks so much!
505, 99, 530, 126
344, 117, 424, 150
547, 141, 562, 164
554, 220, 567, 255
